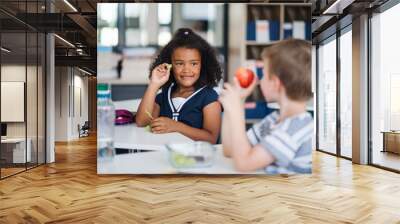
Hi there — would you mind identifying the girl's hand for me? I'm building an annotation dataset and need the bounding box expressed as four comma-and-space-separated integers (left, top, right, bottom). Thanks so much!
150, 117, 178, 134
233, 76, 259, 100
150, 63, 172, 87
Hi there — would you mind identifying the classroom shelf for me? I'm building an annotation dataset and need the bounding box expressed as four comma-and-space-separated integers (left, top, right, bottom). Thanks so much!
242, 3, 311, 105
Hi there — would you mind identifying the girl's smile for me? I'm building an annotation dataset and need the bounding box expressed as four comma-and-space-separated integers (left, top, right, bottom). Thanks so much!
171, 47, 201, 88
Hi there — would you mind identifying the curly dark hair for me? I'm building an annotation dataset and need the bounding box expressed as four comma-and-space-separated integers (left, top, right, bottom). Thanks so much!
149, 28, 223, 90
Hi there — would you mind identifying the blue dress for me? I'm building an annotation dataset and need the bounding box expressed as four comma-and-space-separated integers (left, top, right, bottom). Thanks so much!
155, 83, 219, 129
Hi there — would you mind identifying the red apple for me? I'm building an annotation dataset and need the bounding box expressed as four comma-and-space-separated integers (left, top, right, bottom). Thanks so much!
235, 67, 255, 88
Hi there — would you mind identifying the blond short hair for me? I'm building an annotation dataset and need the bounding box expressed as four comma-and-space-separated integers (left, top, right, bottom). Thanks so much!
261, 39, 312, 101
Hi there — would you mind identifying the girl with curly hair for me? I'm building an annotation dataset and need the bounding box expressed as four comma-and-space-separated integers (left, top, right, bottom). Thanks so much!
136, 28, 222, 144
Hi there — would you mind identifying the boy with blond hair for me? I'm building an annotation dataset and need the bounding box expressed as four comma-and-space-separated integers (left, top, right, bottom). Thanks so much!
219, 39, 313, 174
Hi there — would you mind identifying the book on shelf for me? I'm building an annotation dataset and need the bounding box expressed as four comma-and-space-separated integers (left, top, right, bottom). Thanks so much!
293, 21, 306, 39
246, 20, 280, 43
283, 21, 312, 40
256, 20, 270, 43
283, 22, 293, 39
245, 101, 273, 119
269, 20, 280, 41
246, 21, 256, 41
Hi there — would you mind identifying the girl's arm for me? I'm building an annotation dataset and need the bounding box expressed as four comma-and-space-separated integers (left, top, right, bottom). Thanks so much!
136, 63, 171, 127
178, 101, 221, 144
150, 102, 221, 144
135, 84, 160, 127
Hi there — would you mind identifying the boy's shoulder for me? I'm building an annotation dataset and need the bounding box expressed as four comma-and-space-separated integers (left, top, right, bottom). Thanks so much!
258, 111, 313, 136
278, 112, 314, 143
270, 110, 313, 123
281, 110, 313, 126
260, 111, 279, 124
258, 111, 313, 174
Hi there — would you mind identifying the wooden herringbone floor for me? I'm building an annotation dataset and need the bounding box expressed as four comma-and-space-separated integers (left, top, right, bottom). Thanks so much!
0, 134, 400, 224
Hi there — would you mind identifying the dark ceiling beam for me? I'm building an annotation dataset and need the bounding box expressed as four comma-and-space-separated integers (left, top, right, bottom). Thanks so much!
52, 0, 77, 13
1, 56, 44, 64
66, 13, 96, 46
86, 0, 97, 11
6, 12, 96, 48
0, 8, 37, 31
13, 13, 82, 32
55, 55, 96, 72
55, 47, 96, 57
0, 18, 27, 31
12, 12, 96, 47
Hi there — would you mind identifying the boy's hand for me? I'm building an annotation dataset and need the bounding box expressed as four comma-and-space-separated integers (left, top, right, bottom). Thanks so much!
150, 117, 177, 134
218, 83, 243, 113
219, 75, 258, 112
150, 63, 172, 88
233, 76, 258, 100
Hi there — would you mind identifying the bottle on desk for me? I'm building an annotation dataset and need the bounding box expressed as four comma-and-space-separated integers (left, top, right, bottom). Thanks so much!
97, 83, 116, 162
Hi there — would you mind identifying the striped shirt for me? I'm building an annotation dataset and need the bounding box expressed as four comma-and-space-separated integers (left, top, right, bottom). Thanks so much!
247, 111, 314, 174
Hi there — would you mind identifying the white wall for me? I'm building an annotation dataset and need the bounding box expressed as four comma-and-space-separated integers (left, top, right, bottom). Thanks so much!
54, 67, 89, 141
55, 67, 68, 141
1, 65, 26, 81
72, 73, 89, 138
1, 65, 30, 137
80, 75, 89, 124
1, 64, 46, 164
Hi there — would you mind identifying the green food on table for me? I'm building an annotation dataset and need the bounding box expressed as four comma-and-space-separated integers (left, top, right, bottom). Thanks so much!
171, 152, 196, 167
144, 125, 152, 132
145, 110, 154, 120
166, 63, 172, 71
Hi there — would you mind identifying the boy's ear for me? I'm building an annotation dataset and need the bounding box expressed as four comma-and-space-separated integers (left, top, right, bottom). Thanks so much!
270, 73, 279, 83
271, 74, 283, 89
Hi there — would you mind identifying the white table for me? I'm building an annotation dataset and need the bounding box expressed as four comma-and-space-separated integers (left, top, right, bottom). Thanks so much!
1, 138, 31, 163
113, 99, 141, 112
114, 124, 194, 150
98, 145, 263, 174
